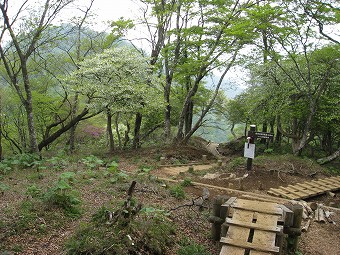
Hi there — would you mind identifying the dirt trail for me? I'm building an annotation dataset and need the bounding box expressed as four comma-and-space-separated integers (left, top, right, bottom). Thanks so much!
154, 164, 216, 178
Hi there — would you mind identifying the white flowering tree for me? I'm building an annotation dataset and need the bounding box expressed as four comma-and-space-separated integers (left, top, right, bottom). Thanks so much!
66, 46, 163, 150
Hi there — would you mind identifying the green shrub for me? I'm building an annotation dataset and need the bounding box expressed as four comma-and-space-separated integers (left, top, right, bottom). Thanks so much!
81, 155, 104, 170
138, 164, 153, 174
43, 179, 81, 217
181, 178, 193, 187
170, 184, 186, 199
59, 172, 76, 184
0, 161, 12, 174
65, 204, 175, 255
26, 184, 42, 198
228, 157, 246, 168
0, 182, 9, 195
107, 160, 119, 173
45, 156, 68, 171
10, 153, 41, 169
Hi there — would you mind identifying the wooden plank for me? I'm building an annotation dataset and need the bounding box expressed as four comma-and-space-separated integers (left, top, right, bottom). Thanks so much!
329, 176, 340, 182
225, 218, 283, 233
220, 237, 280, 253
316, 179, 339, 186
252, 213, 280, 254
250, 251, 272, 255
294, 183, 324, 194
222, 209, 254, 254
219, 245, 246, 255
226, 209, 254, 240
268, 189, 297, 200
325, 176, 340, 182
223, 197, 238, 207
287, 185, 314, 195
231, 199, 283, 215
316, 179, 340, 188
319, 178, 340, 185
310, 180, 338, 190
278, 186, 308, 198
296, 182, 328, 192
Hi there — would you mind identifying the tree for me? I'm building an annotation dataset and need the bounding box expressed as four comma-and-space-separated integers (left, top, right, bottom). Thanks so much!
0, 0, 75, 153
243, 0, 340, 155
65, 46, 163, 150
134, 0, 259, 144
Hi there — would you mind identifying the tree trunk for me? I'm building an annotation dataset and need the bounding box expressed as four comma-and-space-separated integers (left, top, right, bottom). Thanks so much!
132, 113, 142, 149
124, 120, 130, 148
184, 100, 193, 135
261, 122, 268, 144
321, 130, 332, 155
69, 93, 79, 152
0, 94, 2, 160
24, 89, 39, 154
106, 108, 114, 152
244, 121, 248, 137
115, 113, 122, 149
230, 122, 236, 139
38, 108, 90, 151
317, 148, 340, 165
164, 103, 171, 142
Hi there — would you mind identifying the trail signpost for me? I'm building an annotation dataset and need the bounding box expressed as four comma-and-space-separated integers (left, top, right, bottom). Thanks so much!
244, 125, 274, 171
254, 131, 274, 140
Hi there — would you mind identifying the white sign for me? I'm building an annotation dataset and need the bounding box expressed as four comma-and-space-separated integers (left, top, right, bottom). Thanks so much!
244, 143, 255, 159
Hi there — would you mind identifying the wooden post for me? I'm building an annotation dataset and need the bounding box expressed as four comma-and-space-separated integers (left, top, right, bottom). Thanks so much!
217, 159, 222, 166
246, 125, 256, 171
209, 196, 225, 241
287, 204, 303, 252
160, 156, 166, 165
202, 154, 207, 163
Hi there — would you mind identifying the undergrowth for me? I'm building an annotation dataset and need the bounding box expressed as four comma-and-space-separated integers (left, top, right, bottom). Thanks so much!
65, 204, 176, 255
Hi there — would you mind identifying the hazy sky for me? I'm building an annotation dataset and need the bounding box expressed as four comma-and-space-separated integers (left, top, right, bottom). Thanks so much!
91, 0, 136, 21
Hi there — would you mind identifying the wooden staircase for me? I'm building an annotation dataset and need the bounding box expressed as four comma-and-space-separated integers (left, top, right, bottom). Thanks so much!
267, 176, 340, 200
219, 197, 292, 255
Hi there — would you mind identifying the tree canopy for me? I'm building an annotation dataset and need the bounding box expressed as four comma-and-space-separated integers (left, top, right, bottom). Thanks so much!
0, 0, 339, 161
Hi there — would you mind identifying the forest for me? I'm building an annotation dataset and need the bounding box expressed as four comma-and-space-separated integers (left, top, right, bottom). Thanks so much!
0, 0, 339, 254
0, 0, 338, 160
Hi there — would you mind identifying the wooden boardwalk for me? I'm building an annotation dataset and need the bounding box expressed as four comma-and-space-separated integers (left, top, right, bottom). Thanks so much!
267, 176, 340, 200
219, 198, 291, 255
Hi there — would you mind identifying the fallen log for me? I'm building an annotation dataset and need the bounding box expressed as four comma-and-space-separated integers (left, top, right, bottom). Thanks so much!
314, 205, 326, 223
301, 219, 311, 232
318, 207, 326, 223
317, 148, 340, 165
324, 210, 335, 224
300, 201, 313, 215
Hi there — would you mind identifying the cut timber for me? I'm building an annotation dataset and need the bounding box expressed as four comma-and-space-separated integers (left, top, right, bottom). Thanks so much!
302, 219, 311, 232
268, 188, 298, 200
220, 237, 280, 253
225, 218, 283, 233
219, 245, 246, 255
231, 199, 283, 215
250, 251, 273, 255
267, 176, 340, 200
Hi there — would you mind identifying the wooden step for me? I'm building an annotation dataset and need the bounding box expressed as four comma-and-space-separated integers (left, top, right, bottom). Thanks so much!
220, 237, 280, 253
225, 218, 283, 233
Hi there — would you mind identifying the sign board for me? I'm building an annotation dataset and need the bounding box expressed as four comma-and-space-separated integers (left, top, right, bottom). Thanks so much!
254, 131, 274, 140
244, 143, 255, 159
